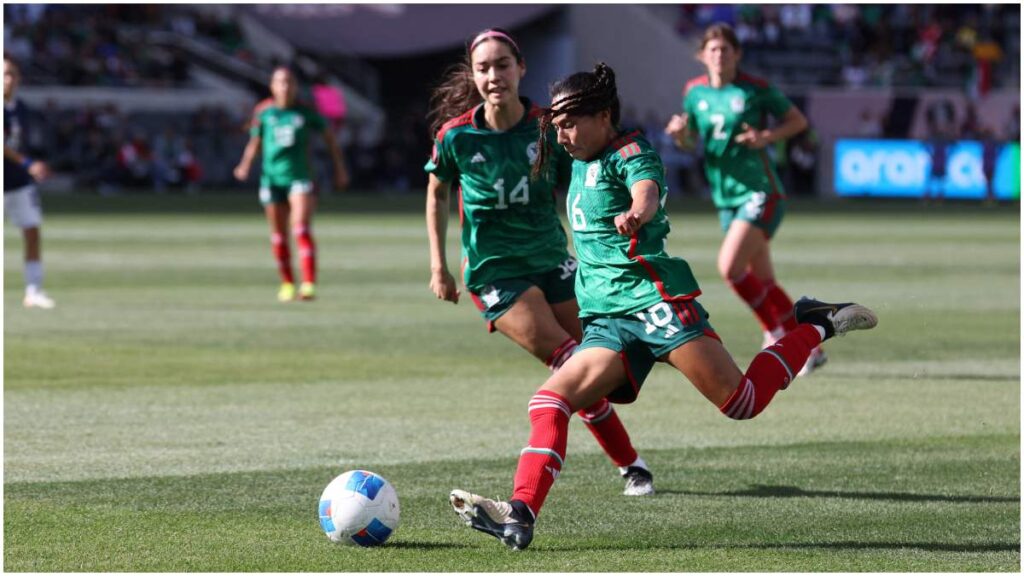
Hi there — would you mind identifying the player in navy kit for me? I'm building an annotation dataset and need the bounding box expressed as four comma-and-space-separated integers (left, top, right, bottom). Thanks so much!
4, 55, 55, 309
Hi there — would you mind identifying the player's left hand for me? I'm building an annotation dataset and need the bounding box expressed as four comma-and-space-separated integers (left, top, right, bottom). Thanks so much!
614, 212, 643, 236
735, 123, 770, 149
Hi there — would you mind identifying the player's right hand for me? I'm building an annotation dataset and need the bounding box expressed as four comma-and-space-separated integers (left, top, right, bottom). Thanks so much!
430, 269, 460, 304
664, 114, 688, 136
27, 160, 50, 182
233, 164, 249, 181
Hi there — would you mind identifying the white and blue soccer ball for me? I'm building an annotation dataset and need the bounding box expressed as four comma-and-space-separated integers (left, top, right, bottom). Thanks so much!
318, 470, 400, 546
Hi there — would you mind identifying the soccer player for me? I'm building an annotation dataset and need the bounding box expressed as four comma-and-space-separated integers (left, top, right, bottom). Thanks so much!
4, 55, 55, 309
234, 66, 349, 302
665, 23, 826, 375
449, 63, 877, 550
425, 29, 655, 496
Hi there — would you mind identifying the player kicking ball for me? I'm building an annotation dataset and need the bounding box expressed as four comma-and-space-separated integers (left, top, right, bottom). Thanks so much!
449, 63, 877, 551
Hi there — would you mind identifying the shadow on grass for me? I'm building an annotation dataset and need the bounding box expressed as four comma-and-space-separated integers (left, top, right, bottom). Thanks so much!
542, 540, 1020, 553
385, 541, 476, 550
658, 484, 1020, 504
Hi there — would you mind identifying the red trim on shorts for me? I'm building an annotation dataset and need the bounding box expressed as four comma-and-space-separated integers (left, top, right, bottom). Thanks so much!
467, 289, 497, 333
627, 232, 702, 302
703, 328, 721, 342
619, 350, 640, 400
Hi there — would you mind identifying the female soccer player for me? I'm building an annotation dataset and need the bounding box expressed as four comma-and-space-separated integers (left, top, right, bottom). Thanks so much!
449, 63, 877, 550
4, 55, 55, 309
234, 66, 349, 302
665, 23, 825, 374
425, 28, 654, 496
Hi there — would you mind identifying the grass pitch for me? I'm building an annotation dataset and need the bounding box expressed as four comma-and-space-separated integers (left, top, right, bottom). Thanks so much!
4, 194, 1019, 571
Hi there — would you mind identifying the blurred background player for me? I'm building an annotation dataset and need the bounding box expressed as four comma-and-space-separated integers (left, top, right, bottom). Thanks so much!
449, 63, 878, 550
665, 23, 825, 375
424, 29, 654, 496
234, 66, 349, 302
4, 54, 55, 309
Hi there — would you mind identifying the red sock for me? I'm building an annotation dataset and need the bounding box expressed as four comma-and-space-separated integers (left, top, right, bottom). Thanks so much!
511, 390, 571, 519
294, 226, 316, 284
720, 324, 821, 420
763, 280, 799, 333
545, 338, 577, 372
271, 232, 294, 284
728, 271, 775, 331
578, 398, 638, 468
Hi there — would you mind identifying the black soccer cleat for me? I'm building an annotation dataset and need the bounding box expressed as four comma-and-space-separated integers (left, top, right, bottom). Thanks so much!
621, 466, 655, 496
449, 490, 534, 550
794, 297, 878, 341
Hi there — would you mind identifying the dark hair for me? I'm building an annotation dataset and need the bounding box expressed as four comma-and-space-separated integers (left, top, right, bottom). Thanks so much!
531, 62, 619, 179
699, 22, 741, 52
427, 27, 523, 137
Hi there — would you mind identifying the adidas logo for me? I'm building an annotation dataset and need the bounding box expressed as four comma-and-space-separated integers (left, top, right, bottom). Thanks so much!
471, 152, 487, 163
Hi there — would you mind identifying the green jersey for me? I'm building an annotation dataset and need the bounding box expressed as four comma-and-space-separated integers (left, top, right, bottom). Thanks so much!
567, 130, 701, 317
251, 101, 325, 186
424, 98, 573, 293
683, 73, 792, 208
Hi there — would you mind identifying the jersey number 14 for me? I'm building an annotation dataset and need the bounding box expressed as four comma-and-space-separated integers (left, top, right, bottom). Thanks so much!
494, 176, 529, 209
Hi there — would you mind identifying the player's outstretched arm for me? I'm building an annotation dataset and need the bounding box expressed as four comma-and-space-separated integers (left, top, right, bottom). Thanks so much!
322, 128, 350, 191
426, 174, 459, 304
614, 179, 661, 236
233, 136, 261, 181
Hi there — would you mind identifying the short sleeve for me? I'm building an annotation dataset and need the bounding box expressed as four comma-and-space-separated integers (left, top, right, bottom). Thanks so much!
762, 84, 794, 118
249, 111, 263, 138
424, 134, 458, 182
682, 86, 694, 117
621, 148, 665, 191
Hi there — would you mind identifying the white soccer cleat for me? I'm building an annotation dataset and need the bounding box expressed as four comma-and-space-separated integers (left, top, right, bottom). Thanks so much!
23, 290, 56, 309
449, 489, 534, 550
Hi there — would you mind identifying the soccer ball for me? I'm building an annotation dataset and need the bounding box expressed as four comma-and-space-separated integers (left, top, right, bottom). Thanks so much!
317, 470, 400, 546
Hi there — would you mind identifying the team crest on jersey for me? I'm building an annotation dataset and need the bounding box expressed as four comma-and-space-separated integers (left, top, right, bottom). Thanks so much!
526, 142, 538, 163
697, 100, 709, 111
730, 96, 745, 113
293, 115, 305, 128
584, 162, 600, 187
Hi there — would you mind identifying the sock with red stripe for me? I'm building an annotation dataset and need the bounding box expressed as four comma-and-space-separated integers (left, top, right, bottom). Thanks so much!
294, 226, 316, 284
763, 279, 800, 333
577, 397, 638, 468
728, 271, 776, 332
720, 324, 821, 419
545, 339, 640, 469
511, 390, 571, 519
271, 232, 294, 284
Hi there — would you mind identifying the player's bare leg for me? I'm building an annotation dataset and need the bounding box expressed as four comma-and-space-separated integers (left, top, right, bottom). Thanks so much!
21, 226, 54, 309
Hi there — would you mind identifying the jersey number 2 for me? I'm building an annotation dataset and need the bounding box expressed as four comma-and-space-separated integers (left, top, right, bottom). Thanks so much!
494, 176, 529, 209
710, 114, 727, 140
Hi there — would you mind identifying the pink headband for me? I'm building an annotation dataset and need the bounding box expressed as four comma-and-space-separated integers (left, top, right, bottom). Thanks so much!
469, 30, 520, 55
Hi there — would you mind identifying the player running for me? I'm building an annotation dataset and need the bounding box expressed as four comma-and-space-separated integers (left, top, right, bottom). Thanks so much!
425, 28, 654, 496
234, 66, 349, 302
448, 63, 877, 550
665, 23, 825, 375
4, 55, 55, 309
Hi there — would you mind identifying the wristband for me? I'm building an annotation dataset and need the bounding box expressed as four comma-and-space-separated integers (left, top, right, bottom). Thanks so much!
20, 157, 33, 169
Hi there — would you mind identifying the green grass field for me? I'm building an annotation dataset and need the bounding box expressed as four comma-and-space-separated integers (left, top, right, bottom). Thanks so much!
4, 194, 1020, 571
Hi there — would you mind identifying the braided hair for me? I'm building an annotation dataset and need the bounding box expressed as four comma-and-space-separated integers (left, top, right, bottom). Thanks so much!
531, 62, 620, 180
426, 27, 524, 138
